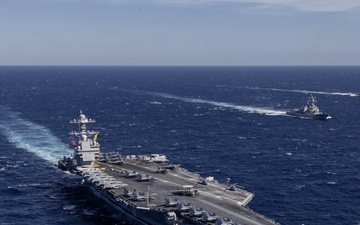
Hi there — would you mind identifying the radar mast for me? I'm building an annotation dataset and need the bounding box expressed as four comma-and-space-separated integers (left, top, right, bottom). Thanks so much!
69, 110, 100, 167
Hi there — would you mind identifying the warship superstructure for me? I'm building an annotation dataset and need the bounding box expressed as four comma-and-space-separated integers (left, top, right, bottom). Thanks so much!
286, 95, 331, 120
58, 111, 279, 225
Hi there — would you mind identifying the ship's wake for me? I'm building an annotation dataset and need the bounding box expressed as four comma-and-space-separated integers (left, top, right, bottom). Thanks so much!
120, 89, 287, 116
222, 85, 359, 97
0, 106, 71, 163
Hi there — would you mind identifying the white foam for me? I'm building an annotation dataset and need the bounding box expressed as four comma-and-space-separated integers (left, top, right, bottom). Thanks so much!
0, 106, 71, 163
149, 101, 162, 105
63, 205, 76, 211
243, 86, 359, 97
136, 91, 287, 116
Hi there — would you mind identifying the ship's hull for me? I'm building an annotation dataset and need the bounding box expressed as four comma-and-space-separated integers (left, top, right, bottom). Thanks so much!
286, 111, 330, 120
85, 181, 168, 225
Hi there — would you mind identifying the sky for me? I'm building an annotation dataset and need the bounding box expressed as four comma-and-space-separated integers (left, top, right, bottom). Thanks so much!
1, 0, 360, 66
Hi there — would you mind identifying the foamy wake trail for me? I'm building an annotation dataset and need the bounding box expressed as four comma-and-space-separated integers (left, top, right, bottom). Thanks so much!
124, 89, 286, 116
243, 86, 359, 97
0, 106, 71, 163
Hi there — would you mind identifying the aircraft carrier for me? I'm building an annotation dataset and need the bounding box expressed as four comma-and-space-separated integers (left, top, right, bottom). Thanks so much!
58, 111, 279, 225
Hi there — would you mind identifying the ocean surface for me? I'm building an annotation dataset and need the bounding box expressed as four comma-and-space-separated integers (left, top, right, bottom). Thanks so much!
0, 66, 359, 225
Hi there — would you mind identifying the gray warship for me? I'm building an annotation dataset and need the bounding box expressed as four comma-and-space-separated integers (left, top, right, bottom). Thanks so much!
58, 111, 279, 225
286, 95, 331, 120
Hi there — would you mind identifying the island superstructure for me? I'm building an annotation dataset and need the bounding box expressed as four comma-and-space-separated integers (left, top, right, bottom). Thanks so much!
58, 111, 279, 225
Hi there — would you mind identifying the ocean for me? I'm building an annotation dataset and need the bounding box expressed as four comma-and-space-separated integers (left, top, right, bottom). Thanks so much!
0, 66, 359, 225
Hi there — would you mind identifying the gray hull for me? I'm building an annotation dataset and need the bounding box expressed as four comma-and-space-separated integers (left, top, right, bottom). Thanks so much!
86, 182, 168, 225
286, 111, 330, 120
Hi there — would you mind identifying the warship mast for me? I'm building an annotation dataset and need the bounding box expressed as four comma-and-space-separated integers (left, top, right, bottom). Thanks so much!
69, 110, 100, 167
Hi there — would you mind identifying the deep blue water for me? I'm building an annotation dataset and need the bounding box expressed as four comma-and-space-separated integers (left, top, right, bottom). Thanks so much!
0, 66, 360, 225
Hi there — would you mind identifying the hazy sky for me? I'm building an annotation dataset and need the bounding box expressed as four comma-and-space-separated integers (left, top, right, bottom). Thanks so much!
1, 0, 360, 66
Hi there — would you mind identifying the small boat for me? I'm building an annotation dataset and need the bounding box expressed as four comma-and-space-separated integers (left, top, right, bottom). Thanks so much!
286, 95, 331, 120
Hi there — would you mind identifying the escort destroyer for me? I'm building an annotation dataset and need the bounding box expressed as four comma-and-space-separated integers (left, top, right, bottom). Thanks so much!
286, 95, 330, 120
58, 111, 279, 225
